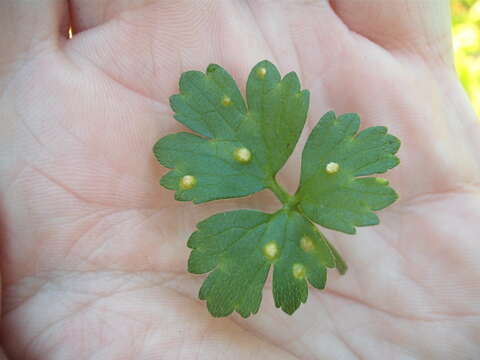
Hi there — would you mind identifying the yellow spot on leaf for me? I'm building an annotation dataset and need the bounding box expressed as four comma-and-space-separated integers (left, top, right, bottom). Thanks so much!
179, 175, 196, 190
300, 236, 314, 252
257, 67, 267, 79
222, 95, 232, 106
263, 242, 279, 260
376, 177, 389, 185
325, 162, 340, 174
233, 147, 252, 164
292, 263, 306, 279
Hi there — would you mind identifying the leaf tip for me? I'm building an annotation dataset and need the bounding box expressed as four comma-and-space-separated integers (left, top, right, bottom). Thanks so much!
345, 227, 357, 235
206, 63, 221, 74
282, 307, 298, 316
321, 110, 337, 123
337, 263, 348, 275
393, 155, 401, 167
250, 59, 280, 81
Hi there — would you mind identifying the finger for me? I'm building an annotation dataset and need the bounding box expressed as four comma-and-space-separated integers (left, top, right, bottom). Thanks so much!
0, 0, 70, 72
330, 0, 453, 63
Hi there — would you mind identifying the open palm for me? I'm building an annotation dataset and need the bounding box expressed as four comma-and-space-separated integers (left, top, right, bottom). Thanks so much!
1, 1, 480, 359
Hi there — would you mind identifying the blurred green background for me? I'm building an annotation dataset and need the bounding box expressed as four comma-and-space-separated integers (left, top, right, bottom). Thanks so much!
452, 0, 480, 117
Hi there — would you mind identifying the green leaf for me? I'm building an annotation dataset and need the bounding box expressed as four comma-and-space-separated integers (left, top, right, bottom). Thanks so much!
153, 133, 265, 203
323, 237, 348, 275
153, 60, 309, 203
297, 111, 400, 234
272, 211, 335, 315
153, 61, 401, 318
188, 210, 335, 317
246, 60, 310, 174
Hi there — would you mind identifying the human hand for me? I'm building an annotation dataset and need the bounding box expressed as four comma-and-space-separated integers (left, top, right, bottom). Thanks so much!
1, 1, 479, 359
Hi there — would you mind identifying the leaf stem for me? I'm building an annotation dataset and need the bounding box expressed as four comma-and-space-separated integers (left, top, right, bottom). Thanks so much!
268, 178, 298, 209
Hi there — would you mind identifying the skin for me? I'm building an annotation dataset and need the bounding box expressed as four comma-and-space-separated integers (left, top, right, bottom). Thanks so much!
1, 0, 480, 359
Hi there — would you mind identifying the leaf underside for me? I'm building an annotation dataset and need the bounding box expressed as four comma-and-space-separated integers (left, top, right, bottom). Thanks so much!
153, 60, 400, 317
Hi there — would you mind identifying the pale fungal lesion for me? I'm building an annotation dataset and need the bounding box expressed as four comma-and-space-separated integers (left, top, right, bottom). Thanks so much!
233, 147, 252, 164
325, 162, 340, 174
263, 241, 279, 260
257, 67, 267, 79
179, 175, 197, 190
375, 177, 389, 185
300, 236, 314, 252
221, 95, 232, 106
292, 263, 306, 279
